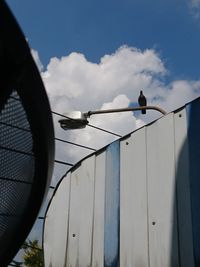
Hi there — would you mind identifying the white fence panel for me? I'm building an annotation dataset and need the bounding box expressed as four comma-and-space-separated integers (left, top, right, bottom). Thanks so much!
174, 109, 194, 267
146, 113, 179, 267
92, 151, 106, 267
67, 156, 95, 267
104, 141, 120, 267
43, 193, 57, 267
120, 128, 149, 267
44, 173, 70, 267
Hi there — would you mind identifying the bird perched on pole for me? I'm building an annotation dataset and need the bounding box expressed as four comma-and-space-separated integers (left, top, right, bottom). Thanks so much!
138, 90, 147, 114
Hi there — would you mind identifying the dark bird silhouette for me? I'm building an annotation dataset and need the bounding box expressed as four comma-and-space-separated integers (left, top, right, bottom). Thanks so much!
138, 90, 147, 114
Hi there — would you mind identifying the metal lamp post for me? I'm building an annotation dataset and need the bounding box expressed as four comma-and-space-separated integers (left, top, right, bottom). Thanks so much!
58, 105, 167, 130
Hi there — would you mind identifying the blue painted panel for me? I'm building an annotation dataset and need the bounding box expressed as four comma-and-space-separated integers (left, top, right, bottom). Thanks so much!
186, 98, 200, 266
104, 141, 120, 267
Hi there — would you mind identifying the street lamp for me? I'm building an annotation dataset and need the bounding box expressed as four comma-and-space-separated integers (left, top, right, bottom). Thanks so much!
58, 105, 167, 130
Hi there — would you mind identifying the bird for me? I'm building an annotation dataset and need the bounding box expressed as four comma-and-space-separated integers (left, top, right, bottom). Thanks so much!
138, 90, 147, 114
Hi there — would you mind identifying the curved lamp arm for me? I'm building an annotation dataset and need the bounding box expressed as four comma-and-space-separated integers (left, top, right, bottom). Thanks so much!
86, 105, 167, 117
59, 105, 167, 130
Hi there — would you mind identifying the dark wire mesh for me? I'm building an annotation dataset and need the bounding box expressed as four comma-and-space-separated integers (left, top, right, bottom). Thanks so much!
0, 90, 35, 252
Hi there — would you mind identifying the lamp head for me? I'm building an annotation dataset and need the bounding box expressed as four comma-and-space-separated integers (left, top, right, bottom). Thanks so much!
59, 111, 89, 130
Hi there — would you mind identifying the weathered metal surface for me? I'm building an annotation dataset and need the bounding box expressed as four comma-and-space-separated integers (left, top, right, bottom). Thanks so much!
146, 113, 179, 267
44, 173, 70, 267
92, 152, 106, 266
187, 100, 200, 266
67, 156, 95, 266
44, 97, 200, 267
120, 128, 148, 267
174, 109, 194, 267
43, 192, 57, 267
104, 142, 120, 267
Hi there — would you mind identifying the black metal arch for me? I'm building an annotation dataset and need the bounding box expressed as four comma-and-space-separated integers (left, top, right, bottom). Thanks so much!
0, 1, 55, 266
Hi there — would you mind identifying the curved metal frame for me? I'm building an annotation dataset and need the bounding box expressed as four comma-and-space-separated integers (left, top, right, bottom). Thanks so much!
0, 1, 55, 266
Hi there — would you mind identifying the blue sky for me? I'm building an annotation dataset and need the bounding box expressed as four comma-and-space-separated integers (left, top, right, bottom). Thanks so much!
6, 0, 200, 262
6, 0, 200, 198
7, 0, 200, 80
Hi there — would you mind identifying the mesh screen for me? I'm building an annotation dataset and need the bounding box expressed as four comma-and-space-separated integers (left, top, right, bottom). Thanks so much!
0, 90, 35, 250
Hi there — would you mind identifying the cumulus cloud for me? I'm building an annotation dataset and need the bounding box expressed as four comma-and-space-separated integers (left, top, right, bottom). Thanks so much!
42, 46, 166, 112
34, 45, 200, 183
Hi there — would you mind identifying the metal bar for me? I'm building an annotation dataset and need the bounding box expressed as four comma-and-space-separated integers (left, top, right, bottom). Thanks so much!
87, 105, 167, 116
0, 121, 30, 132
50, 185, 55, 189
0, 213, 21, 218
55, 137, 96, 151
0, 145, 33, 157
0, 145, 74, 167
88, 124, 122, 137
53, 111, 122, 137
0, 176, 33, 185
54, 159, 74, 166
0, 121, 96, 151
8, 263, 23, 267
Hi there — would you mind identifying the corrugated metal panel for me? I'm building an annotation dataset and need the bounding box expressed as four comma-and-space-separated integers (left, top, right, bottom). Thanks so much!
146, 113, 179, 267
43, 173, 70, 267
43, 192, 57, 267
92, 151, 106, 266
104, 141, 120, 267
67, 156, 95, 266
174, 108, 194, 267
187, 100, 200, 265
120, 127, 148, 267
44, 97, 200, 267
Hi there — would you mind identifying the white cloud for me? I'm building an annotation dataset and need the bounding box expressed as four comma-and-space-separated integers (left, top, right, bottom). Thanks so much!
38, 45, 200, 183
42, 46, 166, 113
